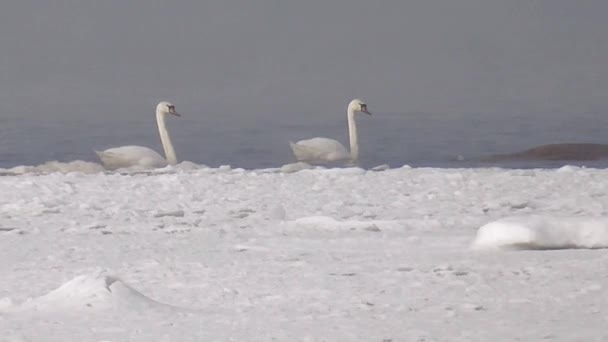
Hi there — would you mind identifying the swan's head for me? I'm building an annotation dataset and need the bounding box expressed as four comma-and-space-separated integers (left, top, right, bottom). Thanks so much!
157, 101, 181, 117
348, 99, 371, 116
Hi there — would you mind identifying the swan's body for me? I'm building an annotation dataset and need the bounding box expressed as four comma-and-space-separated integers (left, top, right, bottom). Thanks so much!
482, 143, 608, 162
289, 99, 371, 164
95, 146, 169, 169
289, 138, 351, 163
96, 101, 180, 170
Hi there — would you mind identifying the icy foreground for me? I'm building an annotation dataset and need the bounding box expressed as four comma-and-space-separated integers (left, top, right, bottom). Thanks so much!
1, 164, 608, 341
473, 216, 608, 250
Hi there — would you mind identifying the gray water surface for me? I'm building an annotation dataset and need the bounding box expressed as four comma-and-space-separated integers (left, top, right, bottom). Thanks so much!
2, 109, 608, 170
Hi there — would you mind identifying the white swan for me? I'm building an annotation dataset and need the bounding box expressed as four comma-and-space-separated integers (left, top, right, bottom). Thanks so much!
289, 99, 371, 164
95, 101, 180, 170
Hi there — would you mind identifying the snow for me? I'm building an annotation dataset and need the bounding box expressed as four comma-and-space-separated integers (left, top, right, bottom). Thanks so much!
472, 216, 608, 250
2, 272, 186, 314
0, 160, 105, 175
1, 162, 608, 341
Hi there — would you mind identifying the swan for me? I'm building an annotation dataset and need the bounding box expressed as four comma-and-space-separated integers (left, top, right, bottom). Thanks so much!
289, 99, 371, 164
95, 101, 180, 170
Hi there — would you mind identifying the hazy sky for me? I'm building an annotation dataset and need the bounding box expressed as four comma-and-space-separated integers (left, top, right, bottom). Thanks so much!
1, 0, 607, 122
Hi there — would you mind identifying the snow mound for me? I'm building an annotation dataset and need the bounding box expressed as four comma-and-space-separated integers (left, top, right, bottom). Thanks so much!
0, 159, 211, 176
2, 273, 184, 313
1, 160, 105, 175
169, 160, 209, 171
472, 216, 608, 250
280, 162, 314, 173
371, 164, 390, 171
316, 167, 366, 175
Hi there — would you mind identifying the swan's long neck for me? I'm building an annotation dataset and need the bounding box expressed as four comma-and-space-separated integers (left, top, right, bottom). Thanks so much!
347, 107, 359, 162
156, 110, 178, 165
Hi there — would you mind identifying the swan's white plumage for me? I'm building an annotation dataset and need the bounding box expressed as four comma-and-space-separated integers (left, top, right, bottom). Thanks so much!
289, 99, 371, 164
95, 146, 168, 170
96, 101, 179, 170
289, 138, 351, 163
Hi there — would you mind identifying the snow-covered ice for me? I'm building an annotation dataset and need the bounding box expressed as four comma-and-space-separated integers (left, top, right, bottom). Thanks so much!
472, 216, 608, 250
1, 162, 608, 341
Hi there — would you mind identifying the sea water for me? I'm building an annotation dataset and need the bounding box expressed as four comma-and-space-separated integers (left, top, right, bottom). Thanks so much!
2, 109, 608, 170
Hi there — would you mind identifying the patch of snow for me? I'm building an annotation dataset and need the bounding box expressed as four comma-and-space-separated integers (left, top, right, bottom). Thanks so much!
472, 216, 608, 250
556, 165, 582, 173
371, 164, 390, 171
2, 272, 188, 314
269, 204, 286, 220
280, 162, 313, 173
0, 160, 105, 175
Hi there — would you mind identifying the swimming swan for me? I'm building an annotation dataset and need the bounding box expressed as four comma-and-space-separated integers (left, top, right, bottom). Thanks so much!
289, 99, 371, 164
95, 101, 180, 170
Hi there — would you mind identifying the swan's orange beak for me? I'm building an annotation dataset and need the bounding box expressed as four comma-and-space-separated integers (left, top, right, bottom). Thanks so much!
171, 111, 181, 117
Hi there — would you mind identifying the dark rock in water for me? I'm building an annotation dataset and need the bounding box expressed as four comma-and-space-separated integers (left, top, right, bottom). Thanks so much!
482, 143, 608, 162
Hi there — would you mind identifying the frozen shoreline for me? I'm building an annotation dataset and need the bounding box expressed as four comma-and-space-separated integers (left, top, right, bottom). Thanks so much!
1, 162, 607, 341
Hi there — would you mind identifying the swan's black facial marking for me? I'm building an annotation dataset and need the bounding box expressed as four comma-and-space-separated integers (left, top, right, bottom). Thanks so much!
166, 104, 180, 117
360, 103, 371, 115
